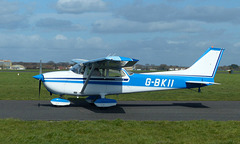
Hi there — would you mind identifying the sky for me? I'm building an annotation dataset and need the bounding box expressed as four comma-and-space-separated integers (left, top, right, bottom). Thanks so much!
0, 0, 239, 66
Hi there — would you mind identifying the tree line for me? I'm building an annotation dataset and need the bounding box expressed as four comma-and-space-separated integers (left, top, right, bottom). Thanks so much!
12, 61, 240, 71
135, 64, 240, 71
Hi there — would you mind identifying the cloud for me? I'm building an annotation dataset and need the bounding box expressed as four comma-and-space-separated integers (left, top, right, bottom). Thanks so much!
0, 0, 29, 29
36, 18, 85, 31
0, 0, 19, 15
116, 3, 240, 24
0, 0, 238, 66
56, 0, 107, 14
233, 42, 240, 47
0, 34, 109, 62
55, 34, 68, 40
109, 37, 194, 66
92, 19, 203, 33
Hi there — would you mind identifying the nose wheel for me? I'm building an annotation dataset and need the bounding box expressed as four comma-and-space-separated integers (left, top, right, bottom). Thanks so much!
50, 95, 70, 106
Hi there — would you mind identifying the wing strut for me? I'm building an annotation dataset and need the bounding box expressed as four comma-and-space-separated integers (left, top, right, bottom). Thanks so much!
81, 64, 95, 94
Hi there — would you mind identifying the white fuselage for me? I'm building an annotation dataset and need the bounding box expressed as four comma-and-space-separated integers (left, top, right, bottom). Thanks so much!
43, 70, 129, 96
42, 69, 177, 96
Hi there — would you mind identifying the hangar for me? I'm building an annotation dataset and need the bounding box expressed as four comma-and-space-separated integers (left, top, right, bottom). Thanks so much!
0, 60, 25, 70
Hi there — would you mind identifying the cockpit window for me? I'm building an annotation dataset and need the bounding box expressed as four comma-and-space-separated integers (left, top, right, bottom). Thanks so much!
125, 69, 134, 75
71, 65, 127, 77
108, 69, 125, 77
92, 68, 102, 76
71, 64, 83, 74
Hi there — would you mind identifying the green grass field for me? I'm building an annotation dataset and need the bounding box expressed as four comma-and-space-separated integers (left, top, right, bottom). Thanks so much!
1, 119, 240, 144
0, 71, 240, 144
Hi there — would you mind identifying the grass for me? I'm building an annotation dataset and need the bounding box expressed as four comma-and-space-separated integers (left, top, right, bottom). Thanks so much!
0, 71, 50, 100
0, 119, 240, 144
0, 71, 239, 101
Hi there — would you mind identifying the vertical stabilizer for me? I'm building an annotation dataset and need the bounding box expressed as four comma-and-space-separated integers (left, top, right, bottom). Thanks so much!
148, 47, 224, 77
183, 47, 224, 77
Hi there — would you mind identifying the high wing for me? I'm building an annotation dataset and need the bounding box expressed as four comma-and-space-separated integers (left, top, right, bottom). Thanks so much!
73, 56, 139, 69
72, 59, 88, 64
72, 56, 139, 94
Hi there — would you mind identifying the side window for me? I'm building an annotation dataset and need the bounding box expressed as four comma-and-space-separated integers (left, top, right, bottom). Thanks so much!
92, 68, 102, 76
83, 67, 126, 77
108, 69, 125, 77
90, 68, 106, 77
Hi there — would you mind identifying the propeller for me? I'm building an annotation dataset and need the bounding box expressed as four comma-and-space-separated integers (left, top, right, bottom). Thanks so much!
38, 60, 42, 107
33, 60, 43, 107
38, 80, 41, 107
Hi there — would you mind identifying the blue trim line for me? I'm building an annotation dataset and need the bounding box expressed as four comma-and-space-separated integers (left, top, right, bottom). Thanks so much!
44, 77, 129, 81
211, 48, 224, 78
44, 79, 124, 85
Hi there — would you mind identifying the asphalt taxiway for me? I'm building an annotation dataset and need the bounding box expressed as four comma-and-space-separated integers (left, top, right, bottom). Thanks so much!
1, 100, 240, 121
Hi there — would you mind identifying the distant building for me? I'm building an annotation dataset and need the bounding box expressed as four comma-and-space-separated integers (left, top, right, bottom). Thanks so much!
125, 66, 134, 71
11, 65, 26, 70
168, 67, 186, 71
150, 68, 157, 71
0, 60, 25, 70
0, 60, 12, 69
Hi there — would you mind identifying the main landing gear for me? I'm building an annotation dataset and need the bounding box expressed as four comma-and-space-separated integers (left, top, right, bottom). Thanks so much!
86, 94, 117, 107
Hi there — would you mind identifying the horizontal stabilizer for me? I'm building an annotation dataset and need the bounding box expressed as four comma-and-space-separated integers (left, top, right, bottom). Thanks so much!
186, 81, 220, 88
186, 81, 220, 85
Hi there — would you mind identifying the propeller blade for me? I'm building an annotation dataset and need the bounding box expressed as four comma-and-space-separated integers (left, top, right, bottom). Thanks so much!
38, 80, 41, 107
38, 60, 42, 107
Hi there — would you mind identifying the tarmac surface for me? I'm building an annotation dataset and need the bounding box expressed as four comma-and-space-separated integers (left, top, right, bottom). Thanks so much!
1, 100, 240, 121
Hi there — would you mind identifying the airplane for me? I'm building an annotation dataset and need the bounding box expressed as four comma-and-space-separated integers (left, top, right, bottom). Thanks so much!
33, 47, 224, 107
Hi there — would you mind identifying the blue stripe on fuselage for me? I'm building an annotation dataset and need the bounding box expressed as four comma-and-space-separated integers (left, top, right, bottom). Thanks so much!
43, 73, 214, 89
44, 78, 125, 85
129, 73, 214, 89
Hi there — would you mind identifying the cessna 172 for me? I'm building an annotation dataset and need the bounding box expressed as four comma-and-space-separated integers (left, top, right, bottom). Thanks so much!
33, 47, 224, 107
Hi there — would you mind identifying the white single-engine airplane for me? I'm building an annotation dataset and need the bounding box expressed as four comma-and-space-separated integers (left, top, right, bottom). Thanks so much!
33, 47, 224, 107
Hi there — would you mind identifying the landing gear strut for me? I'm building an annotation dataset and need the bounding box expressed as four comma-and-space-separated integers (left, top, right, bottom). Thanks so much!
198, 87, 201, 93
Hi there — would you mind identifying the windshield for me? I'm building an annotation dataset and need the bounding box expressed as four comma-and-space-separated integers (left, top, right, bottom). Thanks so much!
71, 64, 83, 74
124, 69, 134, 75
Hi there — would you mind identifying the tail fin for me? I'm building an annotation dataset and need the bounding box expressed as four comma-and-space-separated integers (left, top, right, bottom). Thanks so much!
150, 47, 224, 77
182, 47, 224, 77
